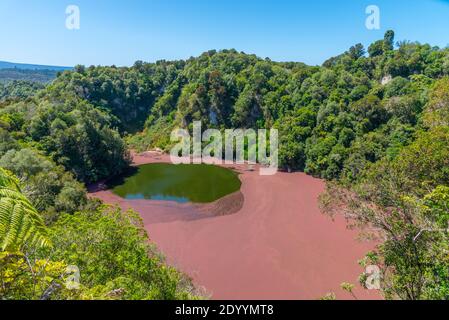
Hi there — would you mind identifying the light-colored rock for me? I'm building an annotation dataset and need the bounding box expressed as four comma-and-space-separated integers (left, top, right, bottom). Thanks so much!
381, 75, 393, 85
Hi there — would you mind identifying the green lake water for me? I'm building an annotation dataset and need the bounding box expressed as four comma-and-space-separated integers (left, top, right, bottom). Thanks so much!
110, 163, 241, 203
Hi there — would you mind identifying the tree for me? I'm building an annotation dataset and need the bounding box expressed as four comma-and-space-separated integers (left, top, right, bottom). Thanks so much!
384, 30, 395, 51
368, 40, 384, 57
348, 43, 366, 60
423, 77, 449, 127
0, 148, 87, 216
321, 127, 449, 299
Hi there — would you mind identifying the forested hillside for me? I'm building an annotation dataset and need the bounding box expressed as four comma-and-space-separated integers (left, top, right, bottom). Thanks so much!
0, 61, 71, 83
0, 30, 448, 299
0, 68, 60, 83
0, 68, 196, 300
0, 81, 45, 101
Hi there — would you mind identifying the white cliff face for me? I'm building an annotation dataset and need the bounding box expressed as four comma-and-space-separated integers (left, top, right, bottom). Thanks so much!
381, 75, 393, 85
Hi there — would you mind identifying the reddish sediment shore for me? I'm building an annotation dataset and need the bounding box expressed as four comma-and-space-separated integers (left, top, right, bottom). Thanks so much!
89, 152, 380, 300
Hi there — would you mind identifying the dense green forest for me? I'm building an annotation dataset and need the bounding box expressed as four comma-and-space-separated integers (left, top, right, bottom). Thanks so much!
0, 81, 45, 101
0, 30, 448, 299
0, 68, 59, 83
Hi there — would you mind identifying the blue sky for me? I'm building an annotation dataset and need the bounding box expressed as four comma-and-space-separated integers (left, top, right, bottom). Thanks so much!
0, 0, 448, 67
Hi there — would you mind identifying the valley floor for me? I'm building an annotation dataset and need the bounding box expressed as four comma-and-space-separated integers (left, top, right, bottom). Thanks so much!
90, 152, 380, 300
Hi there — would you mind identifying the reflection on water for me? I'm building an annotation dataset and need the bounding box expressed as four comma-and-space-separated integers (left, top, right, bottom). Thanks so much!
124, 193, 190, 203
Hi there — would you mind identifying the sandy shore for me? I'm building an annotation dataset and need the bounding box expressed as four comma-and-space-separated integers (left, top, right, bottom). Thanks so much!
90, 152, 380, 300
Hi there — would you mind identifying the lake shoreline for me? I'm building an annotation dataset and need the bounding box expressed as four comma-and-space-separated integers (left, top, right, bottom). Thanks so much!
89, 151, 381, 300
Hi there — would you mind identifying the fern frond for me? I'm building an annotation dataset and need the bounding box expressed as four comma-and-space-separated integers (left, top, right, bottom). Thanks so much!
0, 167, 50, 250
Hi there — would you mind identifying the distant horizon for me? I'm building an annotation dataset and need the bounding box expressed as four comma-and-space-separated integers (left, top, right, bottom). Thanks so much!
1, 0, 449, 67
0, 60, 73, 70
2, 37, 448, 70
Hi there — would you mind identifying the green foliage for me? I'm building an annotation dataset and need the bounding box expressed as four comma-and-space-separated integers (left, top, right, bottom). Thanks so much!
0, 80, 44, 101
321, 126, 449, 300
368, 40, 385, 58
0, 148, 86, 217
0, 170, 198, 300
0, 168, 50, 251
4, 32, 441, 182
1, 30, 449, 300
44, 206, 197, 300
101, 31, 448, 179
275, 106, 315, 170
0, 206, 199, 300
383, 30, 395, 52
423, 77, 449, 127
0, 96, 131, 185
0, 69, 58, 84
0, 251, 71, 300
47, 62, 185, 133
0, 129, 19, 155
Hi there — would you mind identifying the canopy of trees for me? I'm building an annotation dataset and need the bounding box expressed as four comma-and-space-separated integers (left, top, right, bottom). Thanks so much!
0, 30, 448, 299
